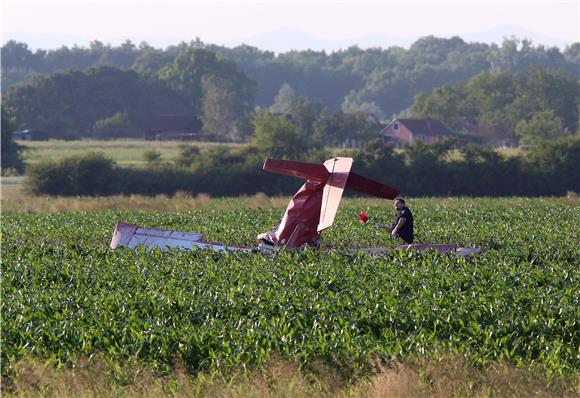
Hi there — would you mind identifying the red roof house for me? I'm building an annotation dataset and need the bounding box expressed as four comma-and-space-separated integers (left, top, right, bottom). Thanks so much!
380, 117, 453, 146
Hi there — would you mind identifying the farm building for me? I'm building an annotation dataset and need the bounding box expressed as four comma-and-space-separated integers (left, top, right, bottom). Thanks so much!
380, 117, 452, 147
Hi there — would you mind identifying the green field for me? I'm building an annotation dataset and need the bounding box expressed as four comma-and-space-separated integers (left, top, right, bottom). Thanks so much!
17, 139, 245, 167
1, 197, 579, 396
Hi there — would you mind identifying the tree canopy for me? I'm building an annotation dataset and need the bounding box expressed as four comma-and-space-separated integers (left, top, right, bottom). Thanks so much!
410, 67, 580, 141
1, 106, 25, 174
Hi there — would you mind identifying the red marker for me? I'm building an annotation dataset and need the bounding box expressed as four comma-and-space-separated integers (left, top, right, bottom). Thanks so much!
359, 211, 368, 223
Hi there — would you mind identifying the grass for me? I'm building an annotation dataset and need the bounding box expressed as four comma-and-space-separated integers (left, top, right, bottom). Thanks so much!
16, 139, 522, 167
17, 139, 245, 167
496, 147, 523, 158
4, 355, 575, 397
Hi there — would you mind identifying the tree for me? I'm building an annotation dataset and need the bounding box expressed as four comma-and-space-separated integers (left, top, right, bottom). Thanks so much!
98, 40, 138, 69
268, 93, 324, 149
201, 73, 254, 141
160, 47, 255, 140
1, 106, 25, 174
410, 86, 468, 131
5, 66, 188, 138
251, 112, 308, 159
312, 108, 345, 146
159, 47, 255, 116
132, 48, 173, 79
517, 67, 579, 133
1, 41, 36, 69
283, 96, 323, 138
464, 70, 519, 136
515, 110, 568, 146
270, 83, 296, 113
342, 98, 385, 121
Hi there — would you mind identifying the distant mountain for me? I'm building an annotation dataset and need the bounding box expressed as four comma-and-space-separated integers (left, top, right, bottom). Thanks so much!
219, 26, 575, 53
218, 27, 416, 52
460, 25, 573, 49
3, 26, 575, 53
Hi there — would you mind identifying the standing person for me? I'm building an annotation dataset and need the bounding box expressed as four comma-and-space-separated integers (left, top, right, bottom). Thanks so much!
391, 198, 413, 244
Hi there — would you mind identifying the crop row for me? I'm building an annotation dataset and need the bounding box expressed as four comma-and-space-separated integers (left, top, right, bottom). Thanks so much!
2, 198, 579, 378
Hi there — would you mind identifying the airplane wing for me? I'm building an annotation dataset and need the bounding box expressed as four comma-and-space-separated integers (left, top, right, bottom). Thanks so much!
345, 172, 400, 199
317, 157, 353, 232
110, 222, 249, 252
263, 159, 329, 183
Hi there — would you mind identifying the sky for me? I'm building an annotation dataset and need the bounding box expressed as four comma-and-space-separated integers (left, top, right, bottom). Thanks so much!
2, 0, 579, 52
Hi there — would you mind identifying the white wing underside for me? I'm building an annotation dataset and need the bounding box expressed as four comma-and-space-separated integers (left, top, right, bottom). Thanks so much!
110, 222, 249, 252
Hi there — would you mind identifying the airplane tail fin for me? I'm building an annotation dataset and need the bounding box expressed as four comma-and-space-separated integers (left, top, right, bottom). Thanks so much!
263, 157, 400, 232
318, 157, 353, 231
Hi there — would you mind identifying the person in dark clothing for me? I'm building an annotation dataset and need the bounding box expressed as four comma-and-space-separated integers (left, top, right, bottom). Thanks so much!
390, 198, 414, 244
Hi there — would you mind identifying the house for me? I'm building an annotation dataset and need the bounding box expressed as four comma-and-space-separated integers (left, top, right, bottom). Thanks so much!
460, 118, 516, 148
380, 117, 453, 147
144, 114, 202, 141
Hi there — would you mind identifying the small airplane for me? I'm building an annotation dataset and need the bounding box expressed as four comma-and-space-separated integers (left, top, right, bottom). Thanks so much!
110, 157, 480, 257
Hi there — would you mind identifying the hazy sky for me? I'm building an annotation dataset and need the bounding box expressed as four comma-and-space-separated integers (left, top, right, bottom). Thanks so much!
2, 0, 579, 51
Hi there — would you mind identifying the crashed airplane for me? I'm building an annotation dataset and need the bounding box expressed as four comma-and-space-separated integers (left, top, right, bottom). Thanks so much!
110, 157, 480, 257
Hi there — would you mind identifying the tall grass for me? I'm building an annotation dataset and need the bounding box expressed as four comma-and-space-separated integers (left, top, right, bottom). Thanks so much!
0, 190, 293, 213
4, 355, 574, 398
2, 190, 578, 214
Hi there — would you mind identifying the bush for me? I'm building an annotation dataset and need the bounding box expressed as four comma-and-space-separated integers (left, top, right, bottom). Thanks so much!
25, 152, 117, 195
174, 145, 201, 168
143, 150, 162, 165
522, 135, 580, 195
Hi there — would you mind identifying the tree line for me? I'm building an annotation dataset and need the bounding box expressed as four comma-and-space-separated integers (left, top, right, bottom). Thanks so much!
4, 65, 578, 147
2, 36, 579, 141
410, 67, 579, 144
